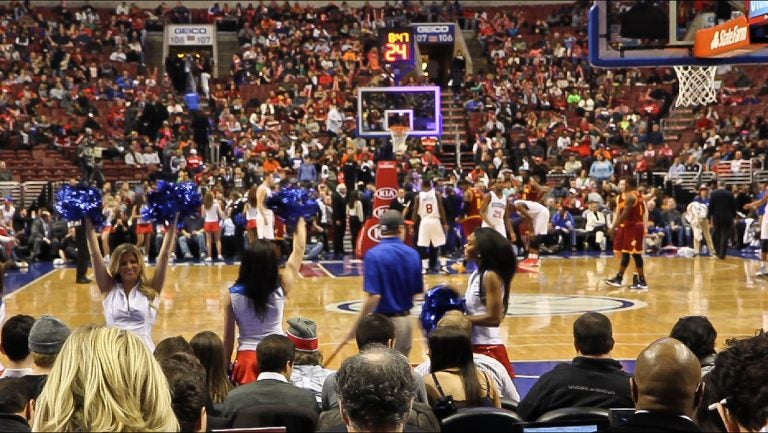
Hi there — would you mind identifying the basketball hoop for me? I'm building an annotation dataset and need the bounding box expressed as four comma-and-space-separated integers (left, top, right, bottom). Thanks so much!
388, 125, 411, 155
673, 65, 718, 108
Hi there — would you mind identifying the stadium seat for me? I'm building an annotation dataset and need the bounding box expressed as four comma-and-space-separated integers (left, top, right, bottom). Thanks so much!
441, 407, 524, 433
500, 398, 518, 412
536, 407, 611, 425
230, 405, 317, 433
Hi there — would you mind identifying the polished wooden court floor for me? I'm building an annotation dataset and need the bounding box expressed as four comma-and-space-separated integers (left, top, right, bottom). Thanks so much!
2, 255, 767, 369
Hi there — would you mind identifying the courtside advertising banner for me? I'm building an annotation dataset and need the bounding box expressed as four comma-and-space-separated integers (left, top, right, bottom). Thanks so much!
357, 161, 398, 258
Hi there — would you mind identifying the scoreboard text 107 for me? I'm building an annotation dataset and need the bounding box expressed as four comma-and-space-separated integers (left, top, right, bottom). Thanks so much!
379, 28, 414, 64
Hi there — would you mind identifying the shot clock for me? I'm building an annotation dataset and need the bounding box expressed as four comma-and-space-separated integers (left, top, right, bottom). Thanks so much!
378, 27, 415, 65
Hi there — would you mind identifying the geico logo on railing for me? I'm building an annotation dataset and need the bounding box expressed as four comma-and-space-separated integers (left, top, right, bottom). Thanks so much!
709, 24, 748, 50
374, 187, 398, 200
174, 28, 209, 34
367, 224, 382, 242
372, 206, 389, 219
416, 25, 451, 34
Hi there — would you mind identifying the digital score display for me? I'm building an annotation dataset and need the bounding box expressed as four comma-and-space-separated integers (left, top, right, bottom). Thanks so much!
379, 28, 414, 65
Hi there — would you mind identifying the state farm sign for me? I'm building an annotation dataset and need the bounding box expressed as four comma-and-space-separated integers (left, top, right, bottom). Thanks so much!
709, 24, 747, 50
694, 16, 759, 59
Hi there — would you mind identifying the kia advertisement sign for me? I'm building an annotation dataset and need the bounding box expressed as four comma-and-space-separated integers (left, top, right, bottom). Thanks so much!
357, 161, 399, 258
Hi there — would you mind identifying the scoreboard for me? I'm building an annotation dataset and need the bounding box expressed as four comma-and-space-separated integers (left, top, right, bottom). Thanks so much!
378, 28, 415, 66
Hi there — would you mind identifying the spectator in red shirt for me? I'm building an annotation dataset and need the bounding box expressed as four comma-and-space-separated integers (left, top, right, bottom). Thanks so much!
186, 148, 204, 174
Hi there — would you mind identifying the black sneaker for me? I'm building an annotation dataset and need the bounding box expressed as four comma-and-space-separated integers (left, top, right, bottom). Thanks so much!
630, 277, 649, 290
604, 275, 623, 287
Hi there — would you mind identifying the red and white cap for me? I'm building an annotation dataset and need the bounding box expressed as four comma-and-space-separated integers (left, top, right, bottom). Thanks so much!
286, 317, 319, 352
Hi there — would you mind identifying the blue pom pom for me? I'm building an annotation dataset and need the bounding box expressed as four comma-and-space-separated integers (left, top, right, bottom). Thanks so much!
143, 181, 203, 225
419, 285, 466, 336
234, 212, 246, 228
266, 187, 318, 230
54, 184, 105, 227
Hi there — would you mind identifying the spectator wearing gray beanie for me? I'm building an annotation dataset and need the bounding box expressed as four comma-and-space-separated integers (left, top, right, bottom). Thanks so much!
24, 315, 71, 397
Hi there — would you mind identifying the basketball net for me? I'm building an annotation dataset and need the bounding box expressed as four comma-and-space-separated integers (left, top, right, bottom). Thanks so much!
673, 65, 718, 108
388, 125, 411, 155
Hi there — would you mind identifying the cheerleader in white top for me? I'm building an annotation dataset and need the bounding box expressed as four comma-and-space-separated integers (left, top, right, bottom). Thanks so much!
85, 213, 178, 352
256, 173, 276, 240
463, 227, 517, 379
202, 191, 225, 262
243, 186, 260, 245
480, 180, 514, 241
224, 218, 306, 385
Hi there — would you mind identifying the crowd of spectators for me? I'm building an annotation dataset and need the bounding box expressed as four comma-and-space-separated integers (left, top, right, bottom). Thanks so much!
0, 2, 767, 432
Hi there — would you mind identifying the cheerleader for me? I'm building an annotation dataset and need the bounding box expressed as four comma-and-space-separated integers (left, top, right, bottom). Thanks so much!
243, 186, 259, 245
131, 194, 152, 261
202, 191, 225, 262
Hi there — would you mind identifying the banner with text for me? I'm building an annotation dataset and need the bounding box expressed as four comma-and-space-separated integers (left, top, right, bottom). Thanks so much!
357, 161, 399, 258
167, 25, 215, 46
412, 23, 455, 44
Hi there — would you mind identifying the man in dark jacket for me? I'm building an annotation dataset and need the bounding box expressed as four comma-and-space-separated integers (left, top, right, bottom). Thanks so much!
0, 378, 33, 432
331, 184, 348, 257
707, 183, 738, 259
517, 312, 634, 421
606, 338, 702, 433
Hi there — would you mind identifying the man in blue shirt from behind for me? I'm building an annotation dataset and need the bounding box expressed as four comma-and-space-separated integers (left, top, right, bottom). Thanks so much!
344, 210, 423, 357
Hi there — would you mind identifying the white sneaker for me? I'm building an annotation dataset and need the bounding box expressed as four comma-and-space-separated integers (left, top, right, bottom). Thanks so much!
53, 258, 65, 266
204, 256, 212, 262
217, 255, 224, 261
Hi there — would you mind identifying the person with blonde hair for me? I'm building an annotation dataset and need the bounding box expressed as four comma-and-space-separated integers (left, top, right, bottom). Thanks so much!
85, 210, 178, 351
32, 325, 179, 432
201, 191, 225, 262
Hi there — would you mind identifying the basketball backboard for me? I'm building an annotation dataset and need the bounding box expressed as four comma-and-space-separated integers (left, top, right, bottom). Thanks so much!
589, 0, 768, 67
357, 86, 441, 138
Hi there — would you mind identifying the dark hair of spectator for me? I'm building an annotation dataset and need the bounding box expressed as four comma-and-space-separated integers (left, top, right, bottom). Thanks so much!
474, 227, 516, 312
1, 314, 35, 362
355, 313, 395, 350
256, 334, 295, 373
693, 373, 727, 432
190, 331, 234, 405
159, 352, 208, 433
708, 335, 768, 432
336, 346, 417, 431
154, 335, 194, 362
428, 326, 485, 406
670, 316, 717, 359
236, 240, 280, 320
573, 312, 615, 356
0, 377, 33, 414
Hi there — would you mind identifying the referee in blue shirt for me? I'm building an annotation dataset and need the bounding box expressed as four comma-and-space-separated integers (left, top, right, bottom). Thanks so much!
343, 210, 423, 357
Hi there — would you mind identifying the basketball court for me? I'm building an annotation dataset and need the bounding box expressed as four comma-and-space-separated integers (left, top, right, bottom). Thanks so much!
1, 252, 766, 396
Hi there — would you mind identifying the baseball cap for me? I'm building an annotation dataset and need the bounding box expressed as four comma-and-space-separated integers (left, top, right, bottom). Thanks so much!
286, 317, 318, 352
379, 210, 404, 232
28, 315, 71, 354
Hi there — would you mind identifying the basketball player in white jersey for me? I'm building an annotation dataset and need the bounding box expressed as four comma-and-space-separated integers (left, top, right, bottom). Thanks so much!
513, 199, 550, 268
256, 172, 276, 240
745, 182, 768, 276
411, 178, 450, 274
480, 179, 514, 240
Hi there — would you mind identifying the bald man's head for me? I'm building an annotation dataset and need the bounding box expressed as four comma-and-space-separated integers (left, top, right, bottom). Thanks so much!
632, 338, 703, 417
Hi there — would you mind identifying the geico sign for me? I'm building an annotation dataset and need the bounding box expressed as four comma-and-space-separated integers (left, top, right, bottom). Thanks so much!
709, 24, 747, 50
374, 187, 398, 200
367, 224, 382, 242
372, 206, 389, 219
416, 25, 450, 34
174, 28, 209, 34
